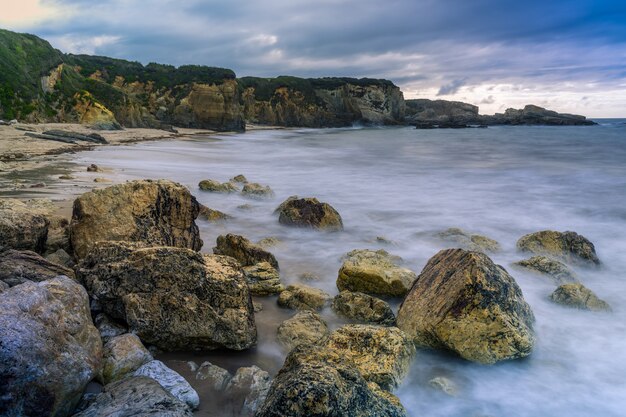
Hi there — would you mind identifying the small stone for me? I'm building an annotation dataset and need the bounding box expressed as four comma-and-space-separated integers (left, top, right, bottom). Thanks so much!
257, 236, 281, 248
230, 174, 248, 184
93, 177, 111, 183
196, 361, 232, 391
277, 310, 330, 351
226, 366, 272, 417
186, 361, 199, 373
242, 182, 275, 198
198, 204, 233, 222
198, 179, 237, 193
253, 301, 264, 312
133, 360, 200, 410
94, 313, 128, 343
100, 334, 153, 384
550, 283, 611, 311
277, 284, 331, 311
513, 256, 578, 284
436, 228, 501, 253
45, 248, 74, 268
429, 376, 458, 396
29, 182, 46, 188
59, 174, 75, 180
243, 262, 284, 296
332, 291, 396, 325
86, 164, 100, 172
298, 272, 321, 282
237, 204, 254, 210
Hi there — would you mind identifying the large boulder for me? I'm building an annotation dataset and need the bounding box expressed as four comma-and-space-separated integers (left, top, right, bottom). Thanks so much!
513, 256, 578, 284
323, 325, 414, 391
550, 283, 611, 312
256, 345, 407, 417
0, 199, 49, 253
69, 180, 203, 259
133, 360, 200, 410
73, 376, 193, 417
277, 284, 331, 311
0, 249, 75, 287
213, 233, 279, 269
397, 249, 535, 364
0, 276, 102, 417
100, 334, 153, 384
78, 241, 256, 351
516, 230, 599, 266
276, 197, 343, 231
277, 310, 330, 351
332, 291, 396, 325
337, 249, 417, 297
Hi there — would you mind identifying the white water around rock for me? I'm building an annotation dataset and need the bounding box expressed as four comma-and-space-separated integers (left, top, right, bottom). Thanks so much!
36, 123, 626, 416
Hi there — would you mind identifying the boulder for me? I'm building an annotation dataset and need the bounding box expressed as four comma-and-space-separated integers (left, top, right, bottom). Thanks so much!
198, 179, 237, 193
133, 360, 200, 410
550, 283, 611, 311
73, 376, 193, 417
101, 334, 153, 384
243, 262, 284, 295
45, 248, 73, 268
225, 366, 272, 417
513, 256, 578, 284
69, 179, 202, 259
323, 325, 414, 390
332, 291, 396, 325
435, 228, 501, 253
0, 276, 102, 417
397, 249, 535, 364
256, 345, 407, 417
337, 249, 417, 297
0, 199, 49, 253
94, 313, 128, 344
196, 361, 232, 391
276, 197, 343, 231
277, 310, 330, 351
0, 249, 75, 287
516, 230, 599, 266
277, 284, 331, 311
213, 233, 279, 269
242, 182, 275, 198
78, 242, 256, 351
198, 204, 233, 222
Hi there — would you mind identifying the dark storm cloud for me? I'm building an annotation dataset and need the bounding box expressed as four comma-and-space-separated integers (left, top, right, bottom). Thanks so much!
437, 79, 467, 96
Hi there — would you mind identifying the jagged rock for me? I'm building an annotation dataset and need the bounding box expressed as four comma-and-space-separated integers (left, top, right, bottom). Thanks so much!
276, 197, 343, 231
243, 262, 284, 295
0, 249, 75, 287
513, 256, 578, 284
277, 310, 330, 351
277, 284, 331, 311
550, 283, 611, 311
242, 182, 275, 198
198, 204, 233, 222
0, 276, 102, 417
323, 325, 414, 390
435, 228, 501, 253
95, 313, 128, 343
397, 249, 535, 364
196, 361, 232, 391
226, 366, 272, 417
337, 249, 417, 297
516, 230, 599, 266
486, 105, 596, 126
73, 376, 193, 417
256, 345, 407, 417
198, 179, 237, 193
332, 291, 396, 325
69, 179, 202, 259
133, 360, 200, 410
45, 248, 74, 268
0, 199, 49, 253
78, 242, 256, 351
230, 174, 248, 184
101, 334, 152, 384
213, 233, 279, 269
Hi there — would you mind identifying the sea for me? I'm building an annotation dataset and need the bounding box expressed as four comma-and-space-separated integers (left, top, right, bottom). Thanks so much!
6, 119, 626, 417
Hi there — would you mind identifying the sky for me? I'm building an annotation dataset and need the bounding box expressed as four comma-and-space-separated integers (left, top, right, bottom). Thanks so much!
1, 0, 625, 117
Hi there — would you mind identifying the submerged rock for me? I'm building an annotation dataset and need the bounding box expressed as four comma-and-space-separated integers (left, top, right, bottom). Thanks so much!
69, 179, 202, 259
0, 276, 102, 417
101, 334, 152, 384
323, 325, 415, 391
337, 249, 417, 297
78, 241, 256, 351
198, 204, 233, 222
513, 256, 578, 284
0, 249, 75, 287
428, 376, 458, 396
242, 182, 275, 198
516, 230, 599, 266
196, 361, 232, 391
397, 249, 535, 364
550, 283, 611, 311
256, 236, 281, 248
0, 198, 49, 253
213, 233, 279, 269
256, 345, 407, 417
277, 310, 330, 351
435, 228, 501, 253
230, 174, 248, 184
243, 262, 284, 295
198, 179, 238, 193
73, 376, 193, 417
276, 197, 343, 231
277, 284, 331, 311
133, 360, 200, 410
225, 366, 272, 417
332, 291, 396, 325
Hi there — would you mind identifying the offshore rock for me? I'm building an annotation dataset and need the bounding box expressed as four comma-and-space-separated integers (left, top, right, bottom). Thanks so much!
213, 233, 279, 269
256, 344, 407, 417
277, 197, 343, 231
78, 242, 256, 351
277, 310, 330, 351
337, 249, 417, 297
332, 291, 396, 325
242, 182, 275, 198
435, 228, 501, 253
397, 249, 535, 364
198, 179, 238, 193
516, 230, 599, 266
277, 284, 331, 311
0, 199, 49, 253
198, 204, 233, 222
513, 256, 578, 284
69, 179, 202, 259
0, 249, 75, 287
0, 276, 102, 417
550, 283, 611, 312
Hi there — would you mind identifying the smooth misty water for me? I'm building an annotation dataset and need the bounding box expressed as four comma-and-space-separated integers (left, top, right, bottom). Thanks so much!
35, 122, 626, 416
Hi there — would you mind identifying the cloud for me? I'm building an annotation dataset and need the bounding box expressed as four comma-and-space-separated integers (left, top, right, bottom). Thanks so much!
48, 34, 121, 55
481, 95, 496, 104
437, 79, 467, 96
